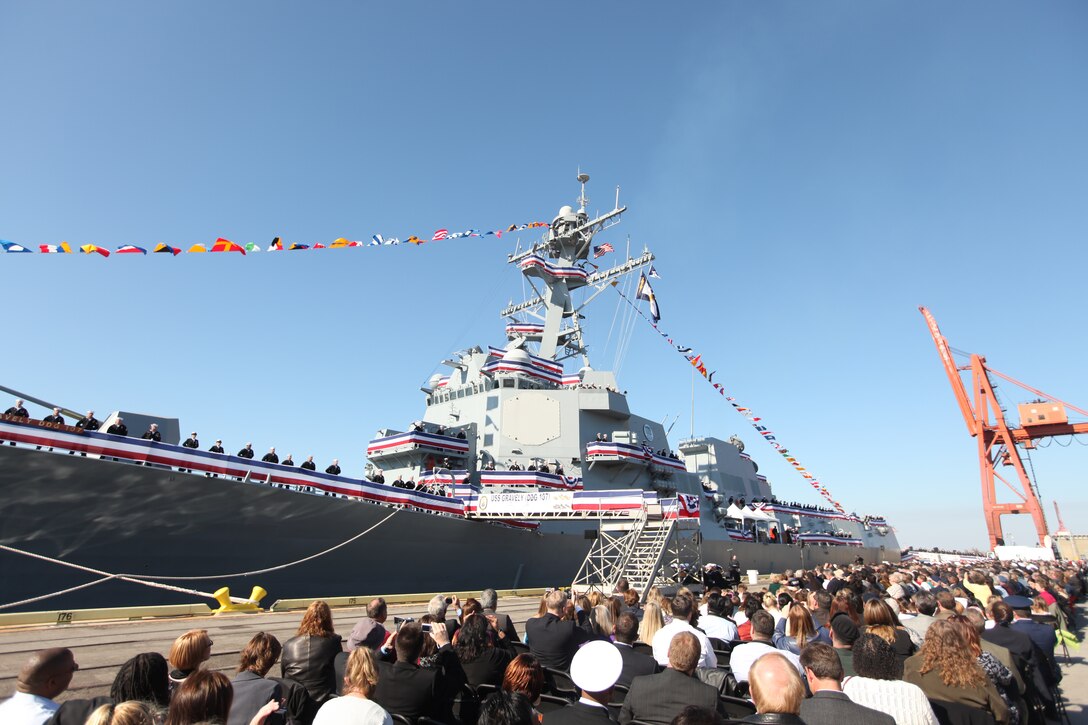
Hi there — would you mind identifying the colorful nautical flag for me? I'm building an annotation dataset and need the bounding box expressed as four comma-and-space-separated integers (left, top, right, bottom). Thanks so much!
116, 245, 147, 254
636, 272, 661, 322
244, 242, 261, 252
289, 243, 309, 251
648, 265, 662, 279
80, 244, 110, 257
331, 238, 350, 249
269, 237, 283, 251
154, 243, 181, 256
211, 238, 246, 254
312, 243, 326, 249
593, 243, 614, 258
432, 229, 448, 241
1, 241, 31, 253
188, 244, 207, 253
407, 236, 424, 245
40, 243, 72, 254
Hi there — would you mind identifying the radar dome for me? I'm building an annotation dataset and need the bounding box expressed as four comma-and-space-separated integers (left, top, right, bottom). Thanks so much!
502, 349, 531, 365
558, 205, 574, 217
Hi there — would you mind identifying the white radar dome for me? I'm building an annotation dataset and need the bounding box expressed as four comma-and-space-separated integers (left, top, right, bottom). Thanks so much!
502, 349, 531, 365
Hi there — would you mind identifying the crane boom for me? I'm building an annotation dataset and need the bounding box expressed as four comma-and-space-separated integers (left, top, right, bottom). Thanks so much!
919, 307, 976, 436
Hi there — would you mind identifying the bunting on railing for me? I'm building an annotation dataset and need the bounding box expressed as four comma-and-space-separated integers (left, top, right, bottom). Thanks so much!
0, 221, 549, 259
614, 283, 848, 514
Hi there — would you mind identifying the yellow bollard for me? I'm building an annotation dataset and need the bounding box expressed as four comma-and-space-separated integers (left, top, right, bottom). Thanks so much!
211, 586, 265, 614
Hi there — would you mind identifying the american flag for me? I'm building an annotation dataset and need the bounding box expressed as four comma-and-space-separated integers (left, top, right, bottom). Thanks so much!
432, 229, 448, 241
593, 243, 614, 258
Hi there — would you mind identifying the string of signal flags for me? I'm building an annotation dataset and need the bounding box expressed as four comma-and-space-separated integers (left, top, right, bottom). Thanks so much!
617, 277, 848, 514
0, 221, 550, 257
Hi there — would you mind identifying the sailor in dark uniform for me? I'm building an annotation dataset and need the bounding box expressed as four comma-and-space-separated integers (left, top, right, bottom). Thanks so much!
76, 411, 101, 431
392, 476, 405, 488
300, 456, 316, 471
209, 439, 225, 453
43, 407, 65, 425
141, 423, 161, 441
325, 459, 341, 475
106, 418, 128, 436
238, 443, 255, 459
182, 432, 199, 448
262, 447, 279, 464
5, 399, 28, 418
282, 454, 295, 466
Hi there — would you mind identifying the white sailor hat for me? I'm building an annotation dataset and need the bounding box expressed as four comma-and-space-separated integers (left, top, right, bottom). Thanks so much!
569, 640, 623, 693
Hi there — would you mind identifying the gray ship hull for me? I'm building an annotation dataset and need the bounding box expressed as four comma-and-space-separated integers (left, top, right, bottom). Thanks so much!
0, 446, 895, 613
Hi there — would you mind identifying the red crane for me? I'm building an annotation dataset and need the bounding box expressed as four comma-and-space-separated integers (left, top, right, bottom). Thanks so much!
920, 307, 1088, 549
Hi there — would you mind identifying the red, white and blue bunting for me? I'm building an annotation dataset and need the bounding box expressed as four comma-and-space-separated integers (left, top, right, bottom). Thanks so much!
0, 418, 464, 516
613, 284, 849, 514
662, 493, 701, 519
505, 322, 546, 337
756, 502, 860, 524
365, 430, 471, 458
479, 470, 584, 490
0, 221, 550, 258
417, 469, 470, 487
517, 254, 589, 284
726, 528, 755, 542
584, 441, 687, 473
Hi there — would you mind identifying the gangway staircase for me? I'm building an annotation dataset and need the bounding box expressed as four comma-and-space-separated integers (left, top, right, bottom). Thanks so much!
571, 502, 701, 601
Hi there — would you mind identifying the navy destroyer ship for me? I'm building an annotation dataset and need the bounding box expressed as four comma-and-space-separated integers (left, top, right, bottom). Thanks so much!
0, 177, 899, 613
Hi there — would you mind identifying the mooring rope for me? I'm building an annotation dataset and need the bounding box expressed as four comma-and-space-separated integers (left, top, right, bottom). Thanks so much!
0, 507, 400, 610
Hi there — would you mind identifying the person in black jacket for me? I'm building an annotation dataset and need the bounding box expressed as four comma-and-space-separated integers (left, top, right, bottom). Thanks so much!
372, 621, 465, 723
301, 456, 317, 471
75, 411, 101, 431
5, 399, 28, 418
525, 590, 590, 671
43, 407, 65, 425
455, 614, 512, 688
106, 418, 128, 436
182, 432, 199, 448
262, 448, 279, 464
230, 633, 287, 725
238, 443, 255, 459
619, 632, 723, 724
613, 612, 657, 687
209, 439, 225, 454
280, 601, 342, 710
325, 459, 341, 475
282, 454, 295, 467
141, 423, 161, 442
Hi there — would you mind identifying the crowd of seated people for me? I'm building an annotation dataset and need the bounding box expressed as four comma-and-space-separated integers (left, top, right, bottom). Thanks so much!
2, 559, 1083, 725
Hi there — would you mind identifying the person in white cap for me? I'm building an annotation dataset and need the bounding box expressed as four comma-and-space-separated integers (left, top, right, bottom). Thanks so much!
546, 640, 622, 725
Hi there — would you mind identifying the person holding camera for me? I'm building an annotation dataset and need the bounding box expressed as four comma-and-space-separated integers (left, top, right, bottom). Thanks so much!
371, 621, 466, 723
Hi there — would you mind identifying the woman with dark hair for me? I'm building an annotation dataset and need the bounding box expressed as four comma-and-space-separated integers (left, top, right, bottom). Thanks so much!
502, 654, 545, 709
829, 592, 862, 627
773, 602, 816, 654
736, 594, 763, 641
229, 632, 284, 725
166, 669, 233, 725
479, 690, 535, 725
456, 615, 513, 688
904, 620, 1009, 724
281, 600, 343, 707
862, 599, 916, 661
112, 652, 171, 709
842, 633, 938, 725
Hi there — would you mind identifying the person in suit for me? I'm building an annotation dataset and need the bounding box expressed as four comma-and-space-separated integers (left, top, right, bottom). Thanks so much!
372, 621, 465, 722
618, 632, 722, 725
525, 590, 590, 671
229, 632, 285, 725
799, 643, 895, 725
481, 588, 520, 644
745, 652, 810, 724
545, 640, 624, 725
1007, 596, 1061, 685
902, 591, 938, 643
612, 612, 657, 687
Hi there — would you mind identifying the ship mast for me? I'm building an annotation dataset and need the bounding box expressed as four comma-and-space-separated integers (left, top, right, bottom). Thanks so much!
500, 173, 653, 368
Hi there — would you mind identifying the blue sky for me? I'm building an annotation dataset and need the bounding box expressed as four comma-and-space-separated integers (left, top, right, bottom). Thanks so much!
2, 2, 1086, 550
